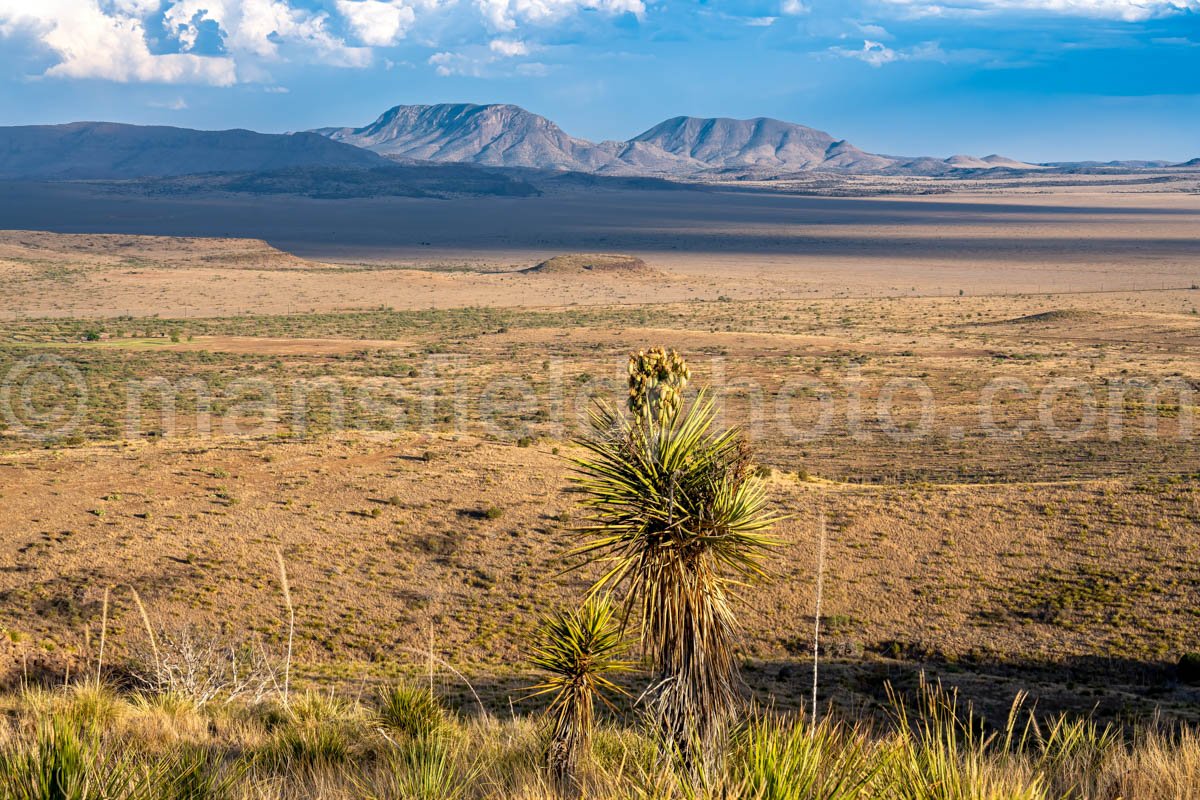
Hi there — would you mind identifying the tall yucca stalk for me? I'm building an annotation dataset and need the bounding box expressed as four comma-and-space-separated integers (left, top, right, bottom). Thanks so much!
530, 595, 631, 796
571, 377, 777, 773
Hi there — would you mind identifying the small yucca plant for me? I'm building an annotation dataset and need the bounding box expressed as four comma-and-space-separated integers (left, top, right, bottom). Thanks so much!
385, 734, 479, 800
572, 349, 778, 775
0, 717, 134, 800
529, 595, 631, 797
378, 683, 445, 740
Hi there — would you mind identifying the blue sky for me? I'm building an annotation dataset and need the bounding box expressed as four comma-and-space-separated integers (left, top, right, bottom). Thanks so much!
0, 0, 1197, 162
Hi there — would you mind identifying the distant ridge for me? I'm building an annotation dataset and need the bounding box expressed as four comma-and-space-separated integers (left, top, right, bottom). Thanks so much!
0, 121, 388, 180
311, 103, 1044, 177
0, 110, 1188, 185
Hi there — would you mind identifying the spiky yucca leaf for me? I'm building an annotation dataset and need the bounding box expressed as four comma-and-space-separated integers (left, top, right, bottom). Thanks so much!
570, 388, 779, 772
529, 596, 631, 795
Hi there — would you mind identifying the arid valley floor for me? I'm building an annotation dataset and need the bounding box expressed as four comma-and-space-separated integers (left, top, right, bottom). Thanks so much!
2, 178, 1199, 730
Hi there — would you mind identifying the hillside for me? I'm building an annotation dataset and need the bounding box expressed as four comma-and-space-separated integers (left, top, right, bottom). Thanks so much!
313, 103, 618, 172
625, 115, 894, 173
0, 121, 388, 180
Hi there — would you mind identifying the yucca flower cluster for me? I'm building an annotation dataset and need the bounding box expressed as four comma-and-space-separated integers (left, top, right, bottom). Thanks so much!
627, 347, 691, 419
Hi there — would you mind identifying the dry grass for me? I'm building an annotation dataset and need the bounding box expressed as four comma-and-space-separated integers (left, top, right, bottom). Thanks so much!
1, 679, 1199, 799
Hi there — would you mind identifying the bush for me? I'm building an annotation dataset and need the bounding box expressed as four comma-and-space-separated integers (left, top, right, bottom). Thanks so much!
263, 720, 350, 768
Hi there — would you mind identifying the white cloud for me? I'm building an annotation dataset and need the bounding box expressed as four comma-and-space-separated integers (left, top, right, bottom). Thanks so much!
0, 0, 380, 85
428, 50, 480, 76
745, 15, 778, 25
149, 97, 190, 110
780, 0, 809, 14
854, 21, 893, 38
474, 0, 645, 32
833, 39, 899, 66
0, 0, 238, 85
0, 0, 649, 87
829, 38, 989, 66
163, 0, 371, 67
336, 0, 417, 46
489, 37, 529, 55
878, 0, 1199, 21
431, 40, 550, 76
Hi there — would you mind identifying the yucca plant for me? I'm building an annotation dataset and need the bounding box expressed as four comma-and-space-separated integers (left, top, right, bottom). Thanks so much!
382, 733, 479, 800
570, 350, 777, 774
377, 683, 445, 740
530, 595, 631, 796
0, 717, 138, 800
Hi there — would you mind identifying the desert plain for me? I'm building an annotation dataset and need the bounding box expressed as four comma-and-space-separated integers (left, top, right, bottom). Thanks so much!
1, 174, 1199, 728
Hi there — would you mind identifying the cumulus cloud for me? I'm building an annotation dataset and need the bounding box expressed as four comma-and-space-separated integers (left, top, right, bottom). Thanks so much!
0, 0, 644, 85
829, 38, 962, 66
431, 39, 550, 76
162, 0, 370, 66
0, 0, 376, 87
336, 0, 442, 46
878, 0, 1199, 21
834, 39, 900, 66
0, 0, 238, 85
780, 0, 809, 14
428, 49, 481, 75
474, 0, 644, 31
489, 37, 529, 55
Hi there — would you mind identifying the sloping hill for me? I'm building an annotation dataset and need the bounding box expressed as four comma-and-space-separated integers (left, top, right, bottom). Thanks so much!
626, 116, 893, 173
0, 122, 389, 180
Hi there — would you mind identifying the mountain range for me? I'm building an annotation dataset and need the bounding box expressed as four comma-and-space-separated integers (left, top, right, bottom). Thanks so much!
313, 103, 1053, 177
0, 104, 1194, 185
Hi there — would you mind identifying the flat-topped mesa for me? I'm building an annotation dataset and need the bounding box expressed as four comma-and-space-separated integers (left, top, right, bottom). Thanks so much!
522, 253, 655, 275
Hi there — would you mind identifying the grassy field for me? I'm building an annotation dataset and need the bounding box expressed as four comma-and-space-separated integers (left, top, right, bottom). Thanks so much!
2, 290, 1198, 721
2, 680, 1199, 799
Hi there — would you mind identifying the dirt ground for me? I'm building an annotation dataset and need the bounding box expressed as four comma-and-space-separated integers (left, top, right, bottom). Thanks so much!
1, 186, 1198, 318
